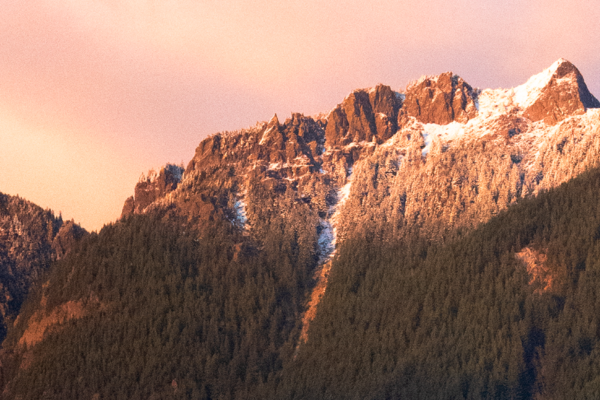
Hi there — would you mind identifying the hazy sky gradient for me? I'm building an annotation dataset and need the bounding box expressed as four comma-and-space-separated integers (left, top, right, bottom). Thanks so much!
1, 0, 599, 231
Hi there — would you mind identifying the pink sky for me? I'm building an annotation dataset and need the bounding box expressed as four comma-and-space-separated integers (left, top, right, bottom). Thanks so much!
1, 0, 600, 231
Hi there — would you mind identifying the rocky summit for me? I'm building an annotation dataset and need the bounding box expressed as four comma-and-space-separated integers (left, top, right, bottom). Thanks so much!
123, 58, 600, 245
116, 57, 600, 350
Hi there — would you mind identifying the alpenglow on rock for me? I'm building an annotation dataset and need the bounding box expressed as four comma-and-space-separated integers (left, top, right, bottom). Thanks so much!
399, 71, 479, 125
515, 58, 600, 124
121, 163, 184, 219
117, 59, 600, 343
121, 58, 600, 246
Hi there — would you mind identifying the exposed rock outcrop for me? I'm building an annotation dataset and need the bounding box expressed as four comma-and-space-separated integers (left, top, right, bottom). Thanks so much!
51, 220, 87, 260
516, 58, 600, 124
516, 247, 554, 294
121, 164, 184, 219
325, 84, 401, 147
399, 72, 478, 125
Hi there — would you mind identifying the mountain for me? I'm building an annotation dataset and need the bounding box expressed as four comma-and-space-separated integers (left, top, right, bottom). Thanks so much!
128, 58, 600, 239
0, 193, 86, 343
2, 59, 600, 399
120, 164, 184, 218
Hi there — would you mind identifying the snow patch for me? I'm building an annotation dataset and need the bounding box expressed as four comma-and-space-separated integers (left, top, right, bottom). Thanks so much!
473, 59, 569, 120
423, 122, 465, 142
233, 199, 247, 228
513, 59, 571, 109
421, 131, 432, 156
419, 122, 467, 157
268, 162, 285, 170
337, 181, 352, 204
475, 88, 517, 119
317, 220, 335, 264
259, 115, 280, 146
317, 175, 354, 263
514, 63, 557, 108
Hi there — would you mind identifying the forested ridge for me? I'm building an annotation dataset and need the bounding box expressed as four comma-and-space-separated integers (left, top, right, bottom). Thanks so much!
0, 193, 85, 345
280, 166, 600, 399
3, 166, 600, 399
1, 208, 315, 399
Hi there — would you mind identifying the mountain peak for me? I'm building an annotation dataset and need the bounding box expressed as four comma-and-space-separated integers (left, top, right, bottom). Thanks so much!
121, 163, 183, 219
514, 58, 600, 124
268, 113, 280, 126
399, 71, 478, 125
259, 114, 283, 146
325, 84, 400, 147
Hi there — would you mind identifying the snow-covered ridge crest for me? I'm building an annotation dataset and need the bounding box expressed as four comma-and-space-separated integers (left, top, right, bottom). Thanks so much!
514, 58, 570, 108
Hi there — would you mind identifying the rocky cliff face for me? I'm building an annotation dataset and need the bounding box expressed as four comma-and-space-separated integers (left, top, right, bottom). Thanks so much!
325, 84, 401, 147
517, 59, 600, 124
120, 164, 184, 219
399, 71, 478, 125
0, 193, 86, 343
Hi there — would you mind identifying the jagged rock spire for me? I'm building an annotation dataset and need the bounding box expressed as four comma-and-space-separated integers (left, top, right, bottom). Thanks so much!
399, 72, 478, 125
259, 114, 283, 146
325, 84, 401, 147
515, 58, 600, 124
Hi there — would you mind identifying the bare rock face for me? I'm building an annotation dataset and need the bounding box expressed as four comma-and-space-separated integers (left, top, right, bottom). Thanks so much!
325, 85, 401, 147
121, 196, 135, 218
519, 59, 600, 124
342, 90, 377, 143
259, 114, 287, 164
399, 72, 478, 125
184, 113, 326, 185
185, 135, 223, 173
120, 164, 184, 219
257, 113, 322, 168
324, 106, 349, 147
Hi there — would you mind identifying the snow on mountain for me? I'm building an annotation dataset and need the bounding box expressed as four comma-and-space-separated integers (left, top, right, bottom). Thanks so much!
513, 59, 567, 108
119, 60, 600, 339
318, 167, 354, 263
108, 59, 600, 358
234, 198, 247, 228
